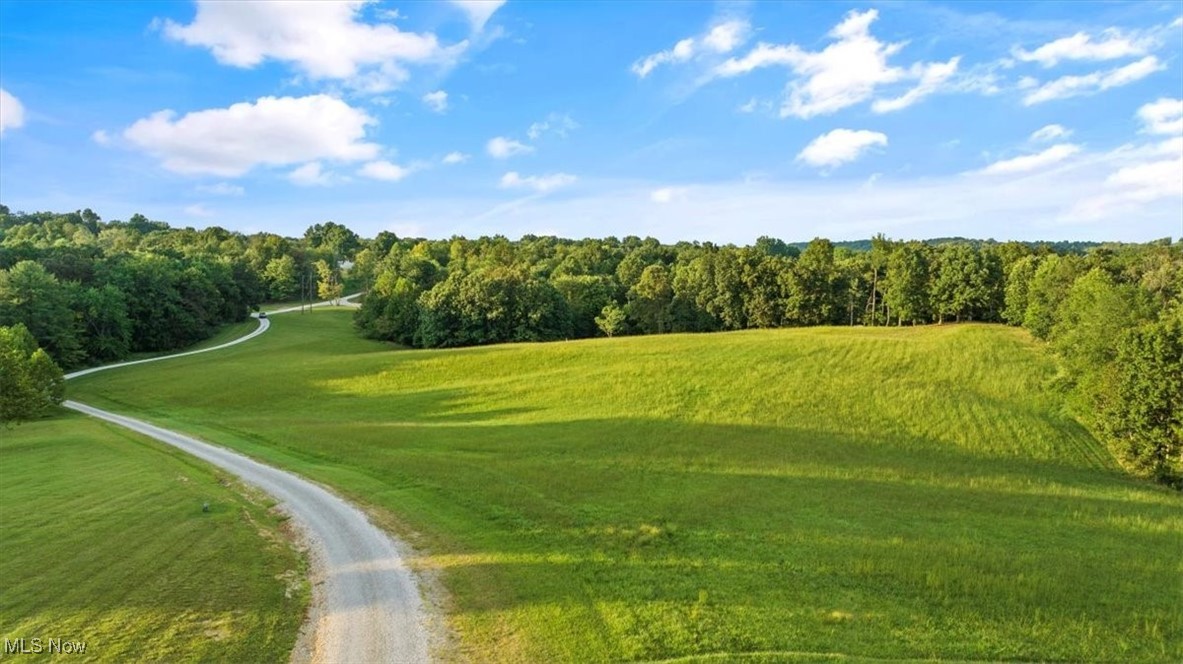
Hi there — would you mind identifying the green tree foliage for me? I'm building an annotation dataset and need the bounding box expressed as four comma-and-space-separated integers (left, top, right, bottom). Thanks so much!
1097, 315, 1182, 486
354, 273, 422, 346
0, 323, 65, 424
304, 221, 361, 260
1050, 269, 1152, 383
883, 242, 931, 325
1023, 254, 1081, 340
314, 259, 343, 304
0, 208, 291, 366
263, 255, 301, 301
595, 303, 627, 338
930, 243, 996, 323
1003, 255, 1039, 325
784, 238, 841, 325
0, 261, 84, 368
627, 264, 675, 334
1023, 242, 1183, 488
552, 274, 619, 338
73, 284, 132, 362
417, 267, 573, 348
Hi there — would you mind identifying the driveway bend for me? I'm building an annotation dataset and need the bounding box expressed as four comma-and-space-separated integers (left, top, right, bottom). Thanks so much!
63, 294, 431, 663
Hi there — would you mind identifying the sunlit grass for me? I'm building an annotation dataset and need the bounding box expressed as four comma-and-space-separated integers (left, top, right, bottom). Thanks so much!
69, 312, 1183, 662
0, 412, 308, 662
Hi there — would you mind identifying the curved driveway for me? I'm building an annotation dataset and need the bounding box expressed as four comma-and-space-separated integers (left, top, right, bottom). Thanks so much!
64, 294, 432, 663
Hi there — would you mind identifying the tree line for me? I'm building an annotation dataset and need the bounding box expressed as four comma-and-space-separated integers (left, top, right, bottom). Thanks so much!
352, 232, 1181, 486
2, 204, 1178, 485
0, 207, 360, 370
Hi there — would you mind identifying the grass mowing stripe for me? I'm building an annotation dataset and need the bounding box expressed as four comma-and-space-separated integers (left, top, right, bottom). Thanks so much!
68, 312, 1182, 662
0, 411, 307, 662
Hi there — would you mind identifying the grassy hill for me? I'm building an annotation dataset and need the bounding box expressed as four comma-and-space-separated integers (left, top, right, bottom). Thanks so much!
68, 311, 1182, 662
0, 412, 307, 661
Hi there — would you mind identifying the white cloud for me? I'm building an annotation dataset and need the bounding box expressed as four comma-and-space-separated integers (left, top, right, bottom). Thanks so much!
1030, 124, 1072, 142
526, 113, 578, 140
161, 1, 464, 93
1067, 102, 1183, 220
486, 136, 534, 159
0, 88, 25, 136
123, 95, 379, 177
450, 0, 507, 33
632, 19, 750, 78
500, 171, 576, 193
288, 161, 333, 186
633, 38, 696, 78
1137, 98, 1183, 135
702, 20, 750, 54
422, 90, 448, 113
442, 151, 470, 165
197, 182, 245, 196
872, 57, 961, 113
1023, 56, 1164, 105
1013, 29, 1153, 67
91, 129, 111, 146
978, 143, 1081, 175
712, 10, 957, 118
797, 129, 888, 169
1069, 152, 1182, 221
359, 160, 412, 181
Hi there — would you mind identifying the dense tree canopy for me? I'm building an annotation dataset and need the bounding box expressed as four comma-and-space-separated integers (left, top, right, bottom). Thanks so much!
0, 208, 352, 368
0, 323, 64, 424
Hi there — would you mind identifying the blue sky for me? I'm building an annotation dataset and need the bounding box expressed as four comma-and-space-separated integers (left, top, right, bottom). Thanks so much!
1, 1, 1181, 243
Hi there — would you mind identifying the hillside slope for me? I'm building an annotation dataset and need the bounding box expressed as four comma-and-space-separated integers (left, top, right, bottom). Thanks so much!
70, 312, 1182, 662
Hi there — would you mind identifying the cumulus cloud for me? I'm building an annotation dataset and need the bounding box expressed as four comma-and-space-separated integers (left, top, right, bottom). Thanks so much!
527, 113, 578, 140
442, 151, 469, 164
0, 88, 25, 136
450, 0, 506, 33
712, 10, 958, 118
1030, 124, 1072, 142
1013, 29, 1154, 67
978, 144, 1081, 175
91, 129, 112, 146
1022, 56, 1164, 105
1137, 98, 1183, 135
359, 160, 412, 181
161, 1, 465, 93
500, 171, 576, 193
632, 19, 750, 77
288, 161, 333, 186
797, 129, 888, 169
486, 136, 534, 159
123, 95, 379, 177
422, 90, 448, 113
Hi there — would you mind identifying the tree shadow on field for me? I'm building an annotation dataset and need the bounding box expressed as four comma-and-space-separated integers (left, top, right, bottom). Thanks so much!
365, 417, 1181, 661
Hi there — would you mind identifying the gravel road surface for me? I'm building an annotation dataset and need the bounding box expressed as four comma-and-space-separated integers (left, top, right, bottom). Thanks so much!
64, 293, 431, 663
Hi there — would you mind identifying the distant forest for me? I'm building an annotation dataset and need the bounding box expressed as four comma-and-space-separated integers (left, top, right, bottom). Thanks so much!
1, 205, 1179, 486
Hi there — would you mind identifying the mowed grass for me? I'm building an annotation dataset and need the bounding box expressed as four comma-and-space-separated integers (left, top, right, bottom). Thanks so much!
0, 412, 308, 661
69, 311, 1183, 662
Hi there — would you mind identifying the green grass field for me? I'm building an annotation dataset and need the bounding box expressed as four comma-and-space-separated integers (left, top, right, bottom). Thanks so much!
0, 412, 308, 661
68, 311, 1182, 662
